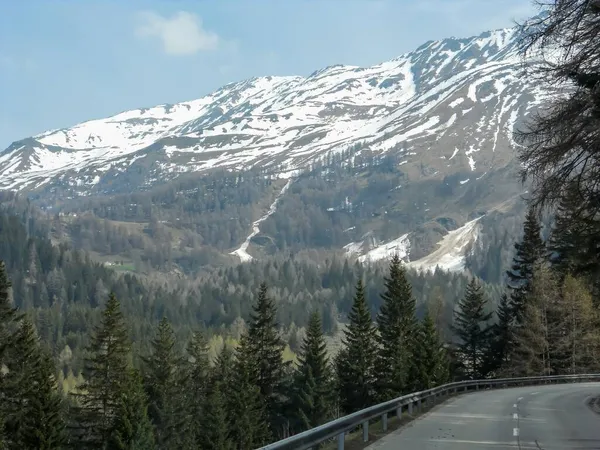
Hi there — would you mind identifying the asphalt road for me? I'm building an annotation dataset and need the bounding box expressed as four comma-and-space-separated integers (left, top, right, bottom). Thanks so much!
366, 382, 600, 449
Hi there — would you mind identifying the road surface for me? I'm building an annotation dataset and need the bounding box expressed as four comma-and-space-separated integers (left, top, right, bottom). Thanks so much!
366, 382, 600, 449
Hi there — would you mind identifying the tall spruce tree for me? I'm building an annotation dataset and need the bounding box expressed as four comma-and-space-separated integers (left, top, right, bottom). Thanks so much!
336, 279, 378, 414
375, 255, 417, 398
412, 310, 449, 390
293, 311, 333, 432
547, 184, 600, 302
0, 260, 20, 429
108, 369, 155, 450
506, 206, 545, 326
245, 282, 287, 437
230, 334, 271, 449
184, 330, 211, 448
143, 317, 186, 450
4, 317, 66, 450
70, 293, 131, 449
452, 278, 493, 379
202, 364, 234, 450
506, 266, 556, 377
487, 293, 513, 375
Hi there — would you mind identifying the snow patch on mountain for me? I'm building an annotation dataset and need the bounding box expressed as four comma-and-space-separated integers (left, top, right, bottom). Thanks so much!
230, 179, 293, 262
407, 218, 482, 273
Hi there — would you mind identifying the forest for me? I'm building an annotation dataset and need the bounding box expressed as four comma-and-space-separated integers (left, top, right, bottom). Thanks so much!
2, 0, 600, 448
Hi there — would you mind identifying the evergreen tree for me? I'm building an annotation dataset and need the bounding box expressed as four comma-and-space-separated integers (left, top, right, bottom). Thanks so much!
547, 184, 600, 302
412, 310, 449, 391
185, 330, 211, 448
70, 293, 131, 449
506, 267, 556, 377
108, 369, 155, 450
293, 311, 333, 432
506, 207, 545, 326
452, 278, 493, 379
230, 334, 271, 449
202, 373, 234, 450
245, 282, 287, 437
4, 317, 67, 450
336, 279, 378, 414
375, 255, 417, 398
0, 261, 20, 415
487, 293, 513, 375
143, 317, 186, 450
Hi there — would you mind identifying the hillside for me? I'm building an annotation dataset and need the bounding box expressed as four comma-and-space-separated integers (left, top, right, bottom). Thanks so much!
0, 23, 552, 282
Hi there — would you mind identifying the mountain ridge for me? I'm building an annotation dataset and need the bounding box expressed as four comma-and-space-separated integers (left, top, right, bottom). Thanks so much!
0, 23, 549, 277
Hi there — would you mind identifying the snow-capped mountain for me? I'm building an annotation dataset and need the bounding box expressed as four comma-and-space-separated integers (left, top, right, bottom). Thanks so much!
1, 25, 549, 194
0, 23, 552, 275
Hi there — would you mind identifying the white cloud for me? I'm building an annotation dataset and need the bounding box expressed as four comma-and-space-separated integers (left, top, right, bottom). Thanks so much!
135, 11, 219, 55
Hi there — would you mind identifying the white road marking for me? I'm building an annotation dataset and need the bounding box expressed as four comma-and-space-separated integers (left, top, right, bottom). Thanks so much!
513, 413, 518, 420
530, 392, 540, 395
513, 403, 517, 408
513, 427, 519, 436
517, 397, 523, 401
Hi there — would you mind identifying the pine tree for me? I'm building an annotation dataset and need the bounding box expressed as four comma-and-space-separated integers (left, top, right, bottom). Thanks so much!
230, 334, 271, 449
4, 317, 67, 450
506, 207, 545, 326
336, 279, 378, 414
70, 293, 131, 449
245, 282, 287, 437
0, 260, 20, 371
293, 311, 333, 432
143, 317, 186, 450
547, 184, 600, 302
412, 310, 449, 391
452, 278, 493, 379
202, 372, 234, 450
506, 267, 556, 377
487, 293, 513, 375
375, 255, 417, 398
108, 369, 155, 450
185, 330, 211, 448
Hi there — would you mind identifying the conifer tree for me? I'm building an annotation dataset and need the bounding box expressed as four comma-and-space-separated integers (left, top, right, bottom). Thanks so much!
452, 278, 493, 379
143, 317, 186, 450
4, 317, 67, 450
109, 369, 155, 450
293, 311, 333, 432
0, 260, 20, 369
245, 282, 287, 437
202, 370, 234, 450
375, 255, 417, 398
506, 267, 556, 377
412, 310, 449, 390
506, 207, 545, 325
230, 334, 271, 449
185, 330, 211, 448
487, 293, 513, 375
70, 293, 131, 449
336, 279, 378, 414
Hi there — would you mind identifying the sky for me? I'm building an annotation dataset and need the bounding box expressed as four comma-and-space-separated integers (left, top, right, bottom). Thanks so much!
0, 0, 538, 149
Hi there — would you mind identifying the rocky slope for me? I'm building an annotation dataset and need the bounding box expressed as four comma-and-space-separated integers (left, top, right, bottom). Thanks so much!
0, 23, 552, 276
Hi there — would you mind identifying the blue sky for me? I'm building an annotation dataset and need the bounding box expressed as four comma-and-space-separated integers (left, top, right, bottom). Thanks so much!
0, 0, 537, 149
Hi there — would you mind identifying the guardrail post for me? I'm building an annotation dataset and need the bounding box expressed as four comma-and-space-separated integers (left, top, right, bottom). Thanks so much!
476, 383, 480, 391
408, 402, 413, 415
396, 406, 402, 419
337, 432, 345, 450
417, 398, 422, 412
382, 413, 388, 432
362, 421, 369, 442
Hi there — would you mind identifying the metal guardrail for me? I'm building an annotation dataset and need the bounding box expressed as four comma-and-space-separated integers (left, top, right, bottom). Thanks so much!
259, 373, 600, 450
